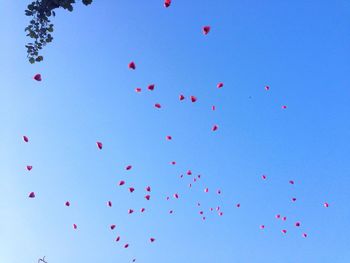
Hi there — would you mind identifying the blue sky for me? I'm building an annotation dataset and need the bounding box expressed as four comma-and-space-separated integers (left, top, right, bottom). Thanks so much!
1, 0, 350, 262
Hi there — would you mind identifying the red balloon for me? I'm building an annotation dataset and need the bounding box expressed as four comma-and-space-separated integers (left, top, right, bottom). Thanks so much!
217, 82, 224, 88
202, 26, 211, 35
96, 141, 103, 150
33, 74, 42, 81
128, 61, 136, 70
164, 0, 171, 8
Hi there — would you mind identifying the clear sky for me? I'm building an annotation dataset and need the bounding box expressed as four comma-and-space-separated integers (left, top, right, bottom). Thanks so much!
1, 1, 350, 262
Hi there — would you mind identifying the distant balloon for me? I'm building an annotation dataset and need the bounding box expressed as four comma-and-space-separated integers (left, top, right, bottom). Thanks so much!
164, 0, 171, 8
202, 26, 211, 35
33, 73, 42, 81
96, 141, 103, 150
128, 61, 136, 70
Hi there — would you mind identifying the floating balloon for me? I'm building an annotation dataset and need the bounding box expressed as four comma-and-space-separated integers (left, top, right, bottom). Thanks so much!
119, 180, 125, 186
23, 136, 29, 143
33, 74, 42, 81
128, 61, 136, 70
164, 0, 171, 8
202, 26, 211, 35
28, 192, 35, 198
96, 142, 103, 150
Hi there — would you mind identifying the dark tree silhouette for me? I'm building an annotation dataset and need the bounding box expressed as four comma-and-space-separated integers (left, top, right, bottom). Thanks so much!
25, 0, 93, 63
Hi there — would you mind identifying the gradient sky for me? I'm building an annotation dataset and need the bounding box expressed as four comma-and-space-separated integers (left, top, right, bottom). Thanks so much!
1, 1, 350, 262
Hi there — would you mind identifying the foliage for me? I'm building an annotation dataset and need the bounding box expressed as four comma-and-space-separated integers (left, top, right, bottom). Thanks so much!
25, 0, 93, 63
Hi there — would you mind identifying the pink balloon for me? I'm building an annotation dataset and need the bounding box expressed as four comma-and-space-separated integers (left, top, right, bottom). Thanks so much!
65, 201, 70, 207
146, 186, 151, 192
26, 165, 32, 171
212, 125, 218, 131
135, 88, 142, 93
155, 103, 161, 109
148, 84, 155, 91
145, 195, 151, 201
23, 135, 29, 142
110, 224, 116, 230
28, 192, 35, 198
129, 187, 135, 193
179, 94, 185, 101
118, 180, 125, 186
190, 96, 197, 103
